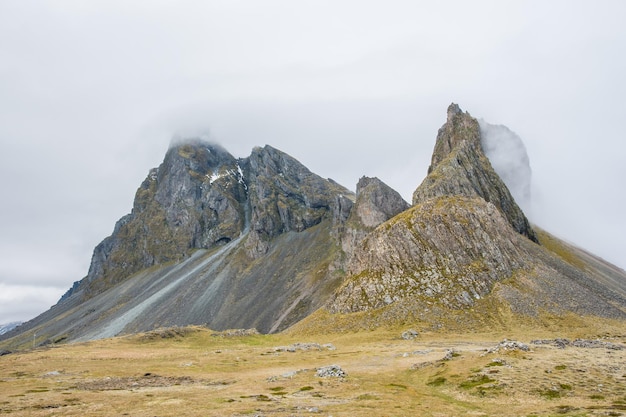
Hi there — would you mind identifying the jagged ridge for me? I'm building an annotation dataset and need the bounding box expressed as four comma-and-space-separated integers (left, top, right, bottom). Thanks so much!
2, 103, 625, 350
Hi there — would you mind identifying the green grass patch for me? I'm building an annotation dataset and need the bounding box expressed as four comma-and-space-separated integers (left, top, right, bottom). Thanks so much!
356, 393, 379, 400
554, 365, 567, 371
538, 388, 562, 399
459, 375, 495, 389
427, 376, 447, 387
299, 386, 314, 391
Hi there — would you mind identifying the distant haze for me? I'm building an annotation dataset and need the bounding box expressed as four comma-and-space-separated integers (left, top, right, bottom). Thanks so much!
1, 1, 625, 323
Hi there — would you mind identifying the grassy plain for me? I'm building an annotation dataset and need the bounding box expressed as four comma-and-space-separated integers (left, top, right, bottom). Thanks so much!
1, 325, 625, 417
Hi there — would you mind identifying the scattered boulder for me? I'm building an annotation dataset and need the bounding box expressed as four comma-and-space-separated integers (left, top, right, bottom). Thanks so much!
485, 339, 530, 354
273, 342, 335, 352
531, 338, 624, 350
441, 349, 456, 361
401, 329, 419, 340
572, 339, 624, 350
316, 365, 346, 378
211, 328, 259, 338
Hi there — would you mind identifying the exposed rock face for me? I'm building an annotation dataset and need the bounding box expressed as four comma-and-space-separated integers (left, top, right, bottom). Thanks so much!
352, 176, 410, 228
244, 145, 350, 257
330, 196, 532, 313
81, 141, 247, 297
64, 141, 352, 303
413, 103, 537, 242
340, 176, 409, 257
331, 104, 540, 314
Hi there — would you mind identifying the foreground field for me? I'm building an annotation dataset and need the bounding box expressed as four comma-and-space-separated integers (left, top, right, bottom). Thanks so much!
1, 326, 625, 416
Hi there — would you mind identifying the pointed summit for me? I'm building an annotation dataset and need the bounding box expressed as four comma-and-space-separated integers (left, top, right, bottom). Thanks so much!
77, 138, 248, 299
413, 103, 537, 242
324, 104, 625, 326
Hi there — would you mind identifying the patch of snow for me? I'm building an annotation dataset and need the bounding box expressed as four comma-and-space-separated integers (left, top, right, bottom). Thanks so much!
207, 171, 224, 184
236, 163, 247, 190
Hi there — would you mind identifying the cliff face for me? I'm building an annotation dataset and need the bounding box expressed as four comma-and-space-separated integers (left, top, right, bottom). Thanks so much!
339, 176, 409, 259
78, 141, 248, 298
244, 145, 350, 257
330, 196, 532, 313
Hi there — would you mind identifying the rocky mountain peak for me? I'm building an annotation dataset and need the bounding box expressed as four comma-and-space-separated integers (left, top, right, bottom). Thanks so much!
78, 138, 248, 298
353, 176, 410, 229
244, 145, 351, 257
427, 103, 481, 173
413, 104, 537, 242
336, 176, 408, 261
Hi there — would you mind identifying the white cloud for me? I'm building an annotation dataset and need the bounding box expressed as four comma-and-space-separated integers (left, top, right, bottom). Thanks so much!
0, 283, 65, 324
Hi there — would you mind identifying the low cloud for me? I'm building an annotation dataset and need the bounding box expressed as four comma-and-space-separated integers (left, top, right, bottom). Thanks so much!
0, 282, 65, 324
479, 120, 533, 215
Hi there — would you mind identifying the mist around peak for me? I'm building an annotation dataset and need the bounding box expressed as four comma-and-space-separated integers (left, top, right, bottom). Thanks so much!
478, 120, 533, 215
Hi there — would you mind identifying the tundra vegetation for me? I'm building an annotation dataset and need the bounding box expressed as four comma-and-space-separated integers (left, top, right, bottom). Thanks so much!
1, 323, 625, 416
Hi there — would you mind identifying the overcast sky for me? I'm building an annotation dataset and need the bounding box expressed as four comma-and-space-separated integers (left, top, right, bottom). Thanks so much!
1, 0, 625, 324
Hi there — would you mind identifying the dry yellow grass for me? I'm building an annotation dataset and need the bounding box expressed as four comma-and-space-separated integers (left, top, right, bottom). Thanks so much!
1, 324, 625, 416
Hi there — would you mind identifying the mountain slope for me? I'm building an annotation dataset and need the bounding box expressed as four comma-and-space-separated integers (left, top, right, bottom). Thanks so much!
315, 104, 625, 331
2, 103, 625, 350
1, 142, 353, 348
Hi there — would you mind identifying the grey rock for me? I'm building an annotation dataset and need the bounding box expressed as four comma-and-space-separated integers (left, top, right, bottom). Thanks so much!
340, 176, 408, 259
413, 103, 537, 243
353, 177, 409, 229
316, 365, 346, 378
77, 140, 248, 298
244, 145, 352, 257
485, 340, 530, 354
401, 329, 419, 340
330, 196, 531, 313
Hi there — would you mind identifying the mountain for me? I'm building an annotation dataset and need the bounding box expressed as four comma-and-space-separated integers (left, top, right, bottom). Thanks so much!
2, 104, 625, 350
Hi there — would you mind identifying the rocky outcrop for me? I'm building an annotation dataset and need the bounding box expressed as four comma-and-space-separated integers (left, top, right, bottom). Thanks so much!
244, 145, 351, 257
352, 177, 410, 229
325, 104, 625, 323
339, 176, 409, 257
413, 103, 537, 242
74, 141, 248, 298
330, 196, 533, 313
329, 104, 538, 315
